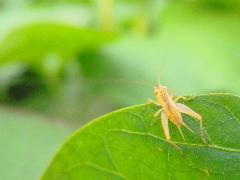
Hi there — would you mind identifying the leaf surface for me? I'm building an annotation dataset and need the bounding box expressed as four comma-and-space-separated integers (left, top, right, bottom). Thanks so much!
42, 94, 240, 179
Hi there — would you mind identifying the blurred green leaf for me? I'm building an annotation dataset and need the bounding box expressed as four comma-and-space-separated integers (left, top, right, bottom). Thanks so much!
0, 106, 72, 180
0, 22, 115, 77
42, 94, 240, 179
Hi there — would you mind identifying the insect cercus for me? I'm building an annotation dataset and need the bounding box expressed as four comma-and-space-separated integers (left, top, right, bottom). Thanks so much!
149, 82, 203, 144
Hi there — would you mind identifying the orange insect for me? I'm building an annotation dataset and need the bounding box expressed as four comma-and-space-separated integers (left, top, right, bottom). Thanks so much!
149, 82, 203, 143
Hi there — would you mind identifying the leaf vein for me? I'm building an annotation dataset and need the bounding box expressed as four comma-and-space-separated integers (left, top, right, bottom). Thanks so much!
54, 162, 128, 179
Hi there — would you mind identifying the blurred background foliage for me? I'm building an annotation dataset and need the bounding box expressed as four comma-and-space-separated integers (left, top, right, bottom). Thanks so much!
0, 0, 240, 179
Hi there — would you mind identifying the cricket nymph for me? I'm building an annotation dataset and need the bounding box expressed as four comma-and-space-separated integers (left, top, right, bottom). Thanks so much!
151, 83, 203, 142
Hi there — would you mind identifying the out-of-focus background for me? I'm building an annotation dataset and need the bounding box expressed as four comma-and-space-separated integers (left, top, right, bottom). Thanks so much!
0, 0, 239, 179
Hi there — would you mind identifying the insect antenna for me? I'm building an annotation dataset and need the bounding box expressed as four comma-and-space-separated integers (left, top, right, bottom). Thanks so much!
84, 78, 155, 88
8, 76, 155, 90
157, 73, 162, 86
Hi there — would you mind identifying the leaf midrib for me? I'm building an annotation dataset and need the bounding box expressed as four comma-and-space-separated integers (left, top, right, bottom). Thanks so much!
110, 129, 240, 153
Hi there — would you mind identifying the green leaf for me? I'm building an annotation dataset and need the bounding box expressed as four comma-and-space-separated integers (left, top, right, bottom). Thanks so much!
42, 94, 240, 179
0, 22, 115, 77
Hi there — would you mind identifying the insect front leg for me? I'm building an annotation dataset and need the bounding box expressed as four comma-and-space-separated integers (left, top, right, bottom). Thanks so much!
148, 98, 161, 106
173, 96, 189, 102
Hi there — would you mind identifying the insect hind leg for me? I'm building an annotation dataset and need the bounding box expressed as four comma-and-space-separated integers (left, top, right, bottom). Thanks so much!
177, 103, 205, 142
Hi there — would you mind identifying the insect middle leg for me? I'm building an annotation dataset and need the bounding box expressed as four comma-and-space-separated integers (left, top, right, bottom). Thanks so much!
151, 108, 163, 126
154, 109, 163, 117
160, 111, 170, 141
149, 98, 163, 125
